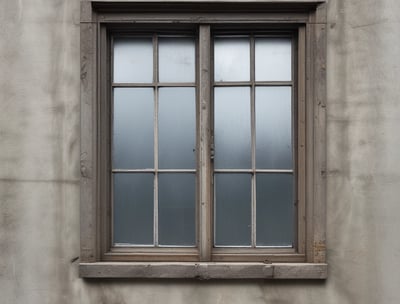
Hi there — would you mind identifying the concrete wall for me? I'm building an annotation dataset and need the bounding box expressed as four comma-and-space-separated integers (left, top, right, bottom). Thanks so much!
1, 0, 399, 303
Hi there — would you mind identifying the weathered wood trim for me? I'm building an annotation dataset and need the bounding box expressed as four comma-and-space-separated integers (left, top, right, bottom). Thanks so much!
99, 24, 112, 260
91, 0, 326, 3
305, 20, 314, 263
92, 1, 326, 14
297, 25, 307, 255
211, 253, 305, 263
102, 247, 200, 262
80, 20, 99, 263
96, 13, 310, 24
304, 3, 327, 263
103, 253, 200, 262
273, 263, 327, 279
81, 1, 94, 23
80, 0, 328, 274
79, 262, 327, 279
314, 1, 327, 24
198, 25, 212, 261
311, 4, 327, 264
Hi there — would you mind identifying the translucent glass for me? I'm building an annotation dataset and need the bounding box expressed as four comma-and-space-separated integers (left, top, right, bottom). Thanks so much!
113, 88, 154, 169
158, 174, 196, 246
256, 174, 294, 246
255, 38, 292, 81
214, 174, 251, 246
214, 87, 251, 169
214, 37, 250, 82
158, 88, 196, 169
256, 87, 292, 169
113, 38, 153, 83
159, 37, 195, 83
113, 173, 154, 245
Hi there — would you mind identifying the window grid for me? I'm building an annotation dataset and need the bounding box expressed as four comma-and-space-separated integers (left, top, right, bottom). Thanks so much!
212, 34, 295, 249
107, 28, 304, 260
110, 34, 197, 248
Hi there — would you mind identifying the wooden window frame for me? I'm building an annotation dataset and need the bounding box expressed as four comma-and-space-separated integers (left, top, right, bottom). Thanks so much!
80, 0, 327, 279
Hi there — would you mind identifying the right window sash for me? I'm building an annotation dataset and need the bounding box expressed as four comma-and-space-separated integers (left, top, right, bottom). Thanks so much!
210, 30, 306, 261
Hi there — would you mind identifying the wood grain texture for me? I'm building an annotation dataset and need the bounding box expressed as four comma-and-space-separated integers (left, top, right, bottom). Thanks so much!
305, 3, 327, 264
273, 263, 327, 279
198, 25, 212, 261
80, 262, 327, 279
80, 20, 98, 263
311, 4, 327, 263
297, 25, 307, 256
97, 13, 310, 23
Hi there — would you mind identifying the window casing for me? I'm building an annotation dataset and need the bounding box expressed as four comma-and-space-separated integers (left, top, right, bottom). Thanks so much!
80, 1, 327, 279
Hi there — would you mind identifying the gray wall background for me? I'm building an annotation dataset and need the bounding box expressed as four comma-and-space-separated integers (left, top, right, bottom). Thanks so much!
1, 0, 400, 303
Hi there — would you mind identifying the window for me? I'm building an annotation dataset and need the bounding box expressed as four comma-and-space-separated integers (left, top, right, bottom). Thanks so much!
112, 35, 197, 248
80, 1, 327, 279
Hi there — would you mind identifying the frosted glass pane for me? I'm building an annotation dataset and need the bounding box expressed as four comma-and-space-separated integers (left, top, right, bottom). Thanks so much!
159, 88, 196, 169
256, 174, 294, 246
214, 37, 250, 81
215, 174, 251, 246
256, 87, 292, 169
158, 174, 196, 246
113, 88, 154, 169
113, 173, 154, 245
113, 38, 153, 83
214, 87, 251, 169
255, 38, 292, 81
159, 37, 195, 83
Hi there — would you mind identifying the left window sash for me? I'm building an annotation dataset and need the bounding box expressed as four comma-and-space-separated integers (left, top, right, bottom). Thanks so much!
99, 29, 200, 261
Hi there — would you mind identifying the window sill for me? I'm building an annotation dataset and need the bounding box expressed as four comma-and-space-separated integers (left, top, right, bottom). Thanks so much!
79, 262, 327, 279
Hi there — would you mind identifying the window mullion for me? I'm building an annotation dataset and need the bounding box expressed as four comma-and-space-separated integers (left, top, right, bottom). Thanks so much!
198, 24, 212, 261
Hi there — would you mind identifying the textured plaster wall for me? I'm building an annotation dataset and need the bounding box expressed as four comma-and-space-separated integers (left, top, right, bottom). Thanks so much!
1, 0, 400, 303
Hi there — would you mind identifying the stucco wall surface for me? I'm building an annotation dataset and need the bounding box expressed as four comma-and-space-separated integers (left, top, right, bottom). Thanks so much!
1, 0, 400, 303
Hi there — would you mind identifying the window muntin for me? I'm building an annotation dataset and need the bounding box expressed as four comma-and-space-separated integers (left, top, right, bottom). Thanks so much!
212, 35, 295, 248
111, 31, 297, 252
111, 35, 197, 247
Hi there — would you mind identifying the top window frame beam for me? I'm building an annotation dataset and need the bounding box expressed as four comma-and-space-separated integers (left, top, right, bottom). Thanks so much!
81, 1, 326, 24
